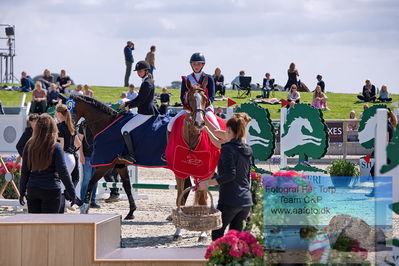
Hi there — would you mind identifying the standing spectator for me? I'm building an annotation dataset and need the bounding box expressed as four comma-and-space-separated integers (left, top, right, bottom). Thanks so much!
78, 121, 100, 208
55, 104, 80, 212
312, 85, 329, 110
19, 114, 76, 213
70, 84, 84, 95
145, 45, 156, 78
347, 110, 359, 142
39, 69, 54, 90
104, 168, 120, 203
159, 87, 170, 115
30, 81, 47, 114
83, 84, 94, 97
47, 83, 60, 108
117, 92, 130, 105
284, 62, 299, 91
378, 85, 392, 102
56, 69, 72, 94
231, 70, 245, 90
127, 84, 138, 100
262, 72, 275, 98
20, 71, 34, 92
16, 114, 39, 156
124, 41, 135, 87
316, 74, 325, 92
357, 80, 376, 102
287, 84, 301, 108
213, 67, 225, 97
215, 107, 226, 119
198, 113, 253, 241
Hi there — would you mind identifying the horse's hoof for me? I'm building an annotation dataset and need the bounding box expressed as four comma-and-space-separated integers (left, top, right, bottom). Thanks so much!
166, 215, 172, 221
124, 214, 135, 220
172, 235, 182, 241
80, 203, 89, 214
198, 236, 207, 243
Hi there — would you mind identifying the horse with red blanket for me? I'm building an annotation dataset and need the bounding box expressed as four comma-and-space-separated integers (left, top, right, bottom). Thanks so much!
165, 76, 225, 241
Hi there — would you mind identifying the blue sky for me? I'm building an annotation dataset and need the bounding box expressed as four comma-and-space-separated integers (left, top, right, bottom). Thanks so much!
1, 0, 398, 93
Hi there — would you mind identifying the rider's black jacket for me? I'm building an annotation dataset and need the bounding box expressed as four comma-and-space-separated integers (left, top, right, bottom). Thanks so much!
126, 76, 158, 115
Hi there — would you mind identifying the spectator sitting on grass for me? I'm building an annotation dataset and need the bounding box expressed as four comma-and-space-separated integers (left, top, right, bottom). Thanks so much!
30, 81, 47, 114
357, 80, 376, 102
215, 107, 226, 119
56, 69, 72, 94
39, 69, 53, 90
47, 83, 60, 108
213, 67, 225, 97
83, 84, 94, 97
127, 84, 138, 100
287, 84, 300, 104
117, 92, 130, 105
378, 85, 392, 103
20, 71, 34, 92
312, 85, 329, 110
70, 84, 83, 95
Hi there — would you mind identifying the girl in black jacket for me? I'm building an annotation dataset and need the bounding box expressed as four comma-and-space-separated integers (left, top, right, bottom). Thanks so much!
19, 114, 76, 213
199, 113, 253, 240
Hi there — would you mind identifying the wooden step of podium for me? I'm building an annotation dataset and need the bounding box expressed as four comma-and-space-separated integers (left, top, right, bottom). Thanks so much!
0, 214, 206, 266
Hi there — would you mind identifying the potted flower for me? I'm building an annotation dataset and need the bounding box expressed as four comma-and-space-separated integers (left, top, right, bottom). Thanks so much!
328, 160, 359, 187
205, 230, 264, 265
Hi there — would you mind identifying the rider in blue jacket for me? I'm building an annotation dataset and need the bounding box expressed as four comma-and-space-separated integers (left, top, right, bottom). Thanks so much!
167, 52, 219, 133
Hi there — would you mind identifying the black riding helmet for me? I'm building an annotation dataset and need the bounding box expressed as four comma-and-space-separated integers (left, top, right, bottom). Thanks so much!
190, 53, 205, 63
134, 60, 150, 71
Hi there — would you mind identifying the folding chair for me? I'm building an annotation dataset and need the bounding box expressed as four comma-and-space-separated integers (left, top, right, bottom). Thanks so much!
237, 76, 252, 98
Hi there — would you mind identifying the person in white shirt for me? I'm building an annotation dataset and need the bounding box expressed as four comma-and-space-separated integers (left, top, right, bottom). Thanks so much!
127, 84, 138, 100
117, 92, 130, 105
231, 70, 245, 90
70, 84, 84, 96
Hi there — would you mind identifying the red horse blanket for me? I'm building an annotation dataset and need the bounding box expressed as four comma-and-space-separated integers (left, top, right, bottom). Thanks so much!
165, 114, 225, 181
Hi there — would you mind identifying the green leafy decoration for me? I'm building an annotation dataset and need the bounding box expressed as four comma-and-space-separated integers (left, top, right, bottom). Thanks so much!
358, 104, 387, 149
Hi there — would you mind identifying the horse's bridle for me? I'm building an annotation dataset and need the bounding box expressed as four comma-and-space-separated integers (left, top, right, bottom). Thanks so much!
186, 88, 208, 127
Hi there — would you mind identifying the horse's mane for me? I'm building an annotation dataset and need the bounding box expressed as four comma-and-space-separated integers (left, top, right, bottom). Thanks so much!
71, 94, 118, 118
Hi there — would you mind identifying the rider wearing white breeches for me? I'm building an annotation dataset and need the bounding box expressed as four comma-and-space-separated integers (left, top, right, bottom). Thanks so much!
119, 61, 158, 164
167, 52, 220, 133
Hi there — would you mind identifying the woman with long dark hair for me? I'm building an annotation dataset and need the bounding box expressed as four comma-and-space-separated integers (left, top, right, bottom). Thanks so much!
284, 62, 299, 91
19, 114, 75, 213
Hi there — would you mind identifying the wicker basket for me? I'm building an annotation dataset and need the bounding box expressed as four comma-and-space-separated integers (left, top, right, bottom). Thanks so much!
172, 186, 222, 231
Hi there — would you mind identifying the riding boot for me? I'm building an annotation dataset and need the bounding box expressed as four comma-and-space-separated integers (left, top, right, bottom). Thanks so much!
119, 131, 136, 164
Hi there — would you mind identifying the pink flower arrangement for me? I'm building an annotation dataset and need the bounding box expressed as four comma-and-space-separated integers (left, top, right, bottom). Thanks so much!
0, 161, 21, 175
205, 230, 263, 265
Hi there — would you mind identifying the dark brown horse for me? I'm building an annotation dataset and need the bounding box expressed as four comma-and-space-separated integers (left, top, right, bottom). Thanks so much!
67, 95, 137, 219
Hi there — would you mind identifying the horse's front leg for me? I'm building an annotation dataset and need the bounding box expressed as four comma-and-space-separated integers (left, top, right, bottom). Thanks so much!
173, 176, 192, 241
195, 183, 209, 242
117, 165, 137, 220
80, 166, 109, 214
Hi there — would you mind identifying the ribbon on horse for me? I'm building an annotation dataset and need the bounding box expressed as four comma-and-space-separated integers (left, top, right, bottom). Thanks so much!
91, 113, 169, 168
165, 114, 225, 181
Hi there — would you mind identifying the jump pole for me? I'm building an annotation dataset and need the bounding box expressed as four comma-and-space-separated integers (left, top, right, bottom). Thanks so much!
99, 182, 218, 191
